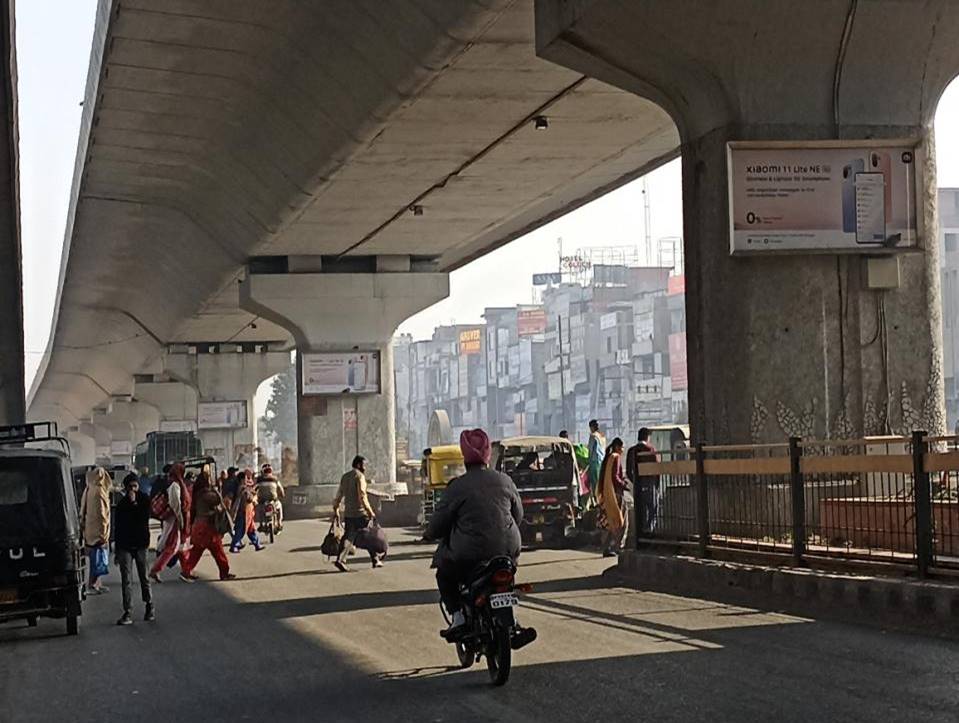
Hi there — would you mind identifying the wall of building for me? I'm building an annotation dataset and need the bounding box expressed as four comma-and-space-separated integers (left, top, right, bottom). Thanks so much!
398, 264, 687, 450
940, 188, 959, 431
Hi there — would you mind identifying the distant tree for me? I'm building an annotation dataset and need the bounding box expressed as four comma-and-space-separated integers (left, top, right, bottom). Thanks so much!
260, 367, 297, 446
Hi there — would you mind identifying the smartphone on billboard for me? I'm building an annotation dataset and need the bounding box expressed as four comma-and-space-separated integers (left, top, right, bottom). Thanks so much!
855, 171, 886, 244
842, 158, 865, 234
870, 151, 892, 218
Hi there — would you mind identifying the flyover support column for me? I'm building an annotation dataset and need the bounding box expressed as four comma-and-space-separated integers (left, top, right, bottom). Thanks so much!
240, 261, 449, 487
0, 0, 22, 426
535, 0, 957, 442
163, 348, 291, 471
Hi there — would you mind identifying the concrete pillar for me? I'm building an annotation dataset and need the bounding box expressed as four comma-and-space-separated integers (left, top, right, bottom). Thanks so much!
536, 0, 959, 441
93, 400, 159, 467
0, 2, 22, 426
134, 379, 198, 430
66, 427, 95, 467
80, 420, 112, 465
240, 264, 448, 484
163, 349, 290, 471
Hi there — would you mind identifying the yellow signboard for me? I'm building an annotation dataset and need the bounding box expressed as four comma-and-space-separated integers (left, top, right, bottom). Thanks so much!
459, 328, 481, 355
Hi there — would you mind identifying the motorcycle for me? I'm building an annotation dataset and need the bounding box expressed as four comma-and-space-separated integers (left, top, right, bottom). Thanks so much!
258, 501, 281, 544
440, 556, 537, 686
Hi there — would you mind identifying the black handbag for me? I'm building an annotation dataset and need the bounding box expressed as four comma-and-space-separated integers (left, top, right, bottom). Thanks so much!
214, 508, 233, 536
321, 520, 343, 558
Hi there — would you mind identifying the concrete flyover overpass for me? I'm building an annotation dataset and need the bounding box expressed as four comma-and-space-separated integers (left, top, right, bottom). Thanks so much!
25, 0, 677, 479
25, 0, 959, 485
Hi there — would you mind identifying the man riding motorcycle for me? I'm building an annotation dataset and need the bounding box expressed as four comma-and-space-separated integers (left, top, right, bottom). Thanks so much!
255, 464, 285, 532
425, 428, 523, 636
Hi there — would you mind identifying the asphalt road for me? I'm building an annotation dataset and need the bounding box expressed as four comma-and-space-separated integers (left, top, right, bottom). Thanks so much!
2, 521, 957, 722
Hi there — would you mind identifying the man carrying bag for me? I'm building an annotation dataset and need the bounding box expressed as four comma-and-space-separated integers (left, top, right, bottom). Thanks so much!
331, 455, 385, 571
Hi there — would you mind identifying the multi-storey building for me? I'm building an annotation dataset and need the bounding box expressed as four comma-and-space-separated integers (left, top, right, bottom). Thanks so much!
398, 262, 687, 451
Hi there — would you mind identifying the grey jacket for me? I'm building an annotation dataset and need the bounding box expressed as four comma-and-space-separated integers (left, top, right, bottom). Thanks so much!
426, 465, 523, 563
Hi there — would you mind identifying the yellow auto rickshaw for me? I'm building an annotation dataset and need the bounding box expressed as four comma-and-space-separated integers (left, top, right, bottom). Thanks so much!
420, 444, 465, 526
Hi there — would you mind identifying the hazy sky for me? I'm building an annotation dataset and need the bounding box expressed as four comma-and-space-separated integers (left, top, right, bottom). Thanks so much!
15, 1, 959, 401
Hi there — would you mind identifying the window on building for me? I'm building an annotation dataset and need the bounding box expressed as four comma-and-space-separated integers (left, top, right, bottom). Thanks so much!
606, 337, 612, 353
946, 233, 958, 253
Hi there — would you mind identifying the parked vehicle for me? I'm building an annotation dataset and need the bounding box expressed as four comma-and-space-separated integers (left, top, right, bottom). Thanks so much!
420, 445, 465, 526
441, 556, 537, 686
493, 436, 580, 547
645, 424, 690, 454
0, 422, 85, 636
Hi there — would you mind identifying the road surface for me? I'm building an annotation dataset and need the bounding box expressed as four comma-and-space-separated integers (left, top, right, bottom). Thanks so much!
1, 521, 957, 722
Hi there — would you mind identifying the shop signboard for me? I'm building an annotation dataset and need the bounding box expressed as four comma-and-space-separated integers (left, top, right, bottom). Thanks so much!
301, 351, 381, 395
669, 333, 688, 391
728, 140, 921, 254
459, 328, 482, 355
517, 307, 547, 337
600, 312, 618, 330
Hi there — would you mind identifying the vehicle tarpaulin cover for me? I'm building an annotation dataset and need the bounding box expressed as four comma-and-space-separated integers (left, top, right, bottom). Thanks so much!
0, 457, 70, 545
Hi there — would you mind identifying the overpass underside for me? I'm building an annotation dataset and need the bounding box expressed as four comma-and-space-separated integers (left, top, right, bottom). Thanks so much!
29, 0, 959, 478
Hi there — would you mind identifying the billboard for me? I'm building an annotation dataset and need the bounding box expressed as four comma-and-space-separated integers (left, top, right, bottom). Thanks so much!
198, 400, 249, 430
301, 352, 381, 395
669, 333, 688, 391
532, 272, 562, 285
517, 307, 547, 337
728, 141, 921, 254
459, 328, 482, 355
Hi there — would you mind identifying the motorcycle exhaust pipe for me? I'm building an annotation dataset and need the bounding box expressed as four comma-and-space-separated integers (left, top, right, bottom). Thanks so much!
511, 627, 537, 650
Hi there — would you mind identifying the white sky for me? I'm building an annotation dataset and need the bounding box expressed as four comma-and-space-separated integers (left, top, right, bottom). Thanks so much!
15, 1, 959, 407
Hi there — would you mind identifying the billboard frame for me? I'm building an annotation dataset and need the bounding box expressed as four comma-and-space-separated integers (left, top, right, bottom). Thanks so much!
726, 138, 926, 256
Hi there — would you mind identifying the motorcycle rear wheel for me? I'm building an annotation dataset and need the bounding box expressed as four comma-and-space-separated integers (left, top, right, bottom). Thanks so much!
485, 626, 511, 686
455, 641, 474, 669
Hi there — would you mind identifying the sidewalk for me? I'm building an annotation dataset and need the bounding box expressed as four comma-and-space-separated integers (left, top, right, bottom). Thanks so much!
614, 548, 959, 638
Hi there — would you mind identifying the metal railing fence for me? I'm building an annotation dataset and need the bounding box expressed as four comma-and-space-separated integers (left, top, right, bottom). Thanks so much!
636, 431, 959, 575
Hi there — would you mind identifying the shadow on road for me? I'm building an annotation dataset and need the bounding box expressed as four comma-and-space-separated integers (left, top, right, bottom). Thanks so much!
4, 541, 959, 723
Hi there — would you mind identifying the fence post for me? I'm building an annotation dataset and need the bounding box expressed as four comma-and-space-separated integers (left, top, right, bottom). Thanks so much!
695, 442, 709, 556
789, 436, 805, 566
912, 430, 933, 578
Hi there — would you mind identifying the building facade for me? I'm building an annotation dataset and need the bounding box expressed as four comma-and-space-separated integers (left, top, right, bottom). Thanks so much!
398, 261, 688, 452
940, 188, 959, 430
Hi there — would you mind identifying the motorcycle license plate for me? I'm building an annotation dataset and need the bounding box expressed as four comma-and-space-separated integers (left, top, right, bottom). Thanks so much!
489, 593, 518, 609
0, 587, 19, 604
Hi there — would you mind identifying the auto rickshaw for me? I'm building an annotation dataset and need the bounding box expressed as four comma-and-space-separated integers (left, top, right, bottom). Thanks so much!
493, 436, 581, 547
420, 445, 465, 526
0, 422, 85, 635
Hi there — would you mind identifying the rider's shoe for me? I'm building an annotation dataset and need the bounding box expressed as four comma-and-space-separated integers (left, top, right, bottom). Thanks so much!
440, 610, 466, 640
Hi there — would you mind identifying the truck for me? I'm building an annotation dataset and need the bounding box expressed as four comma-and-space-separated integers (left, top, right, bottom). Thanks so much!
134, 431, 204, 478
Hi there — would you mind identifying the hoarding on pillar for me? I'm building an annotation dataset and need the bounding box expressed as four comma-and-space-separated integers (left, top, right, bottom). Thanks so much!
727, 140, 922, 255
301, 352, 381, 395
198, 400, 249, 429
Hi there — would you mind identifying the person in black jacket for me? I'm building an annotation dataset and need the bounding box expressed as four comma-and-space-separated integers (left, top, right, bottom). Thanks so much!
425, 428, 523, 636
115, 473, 154, 626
